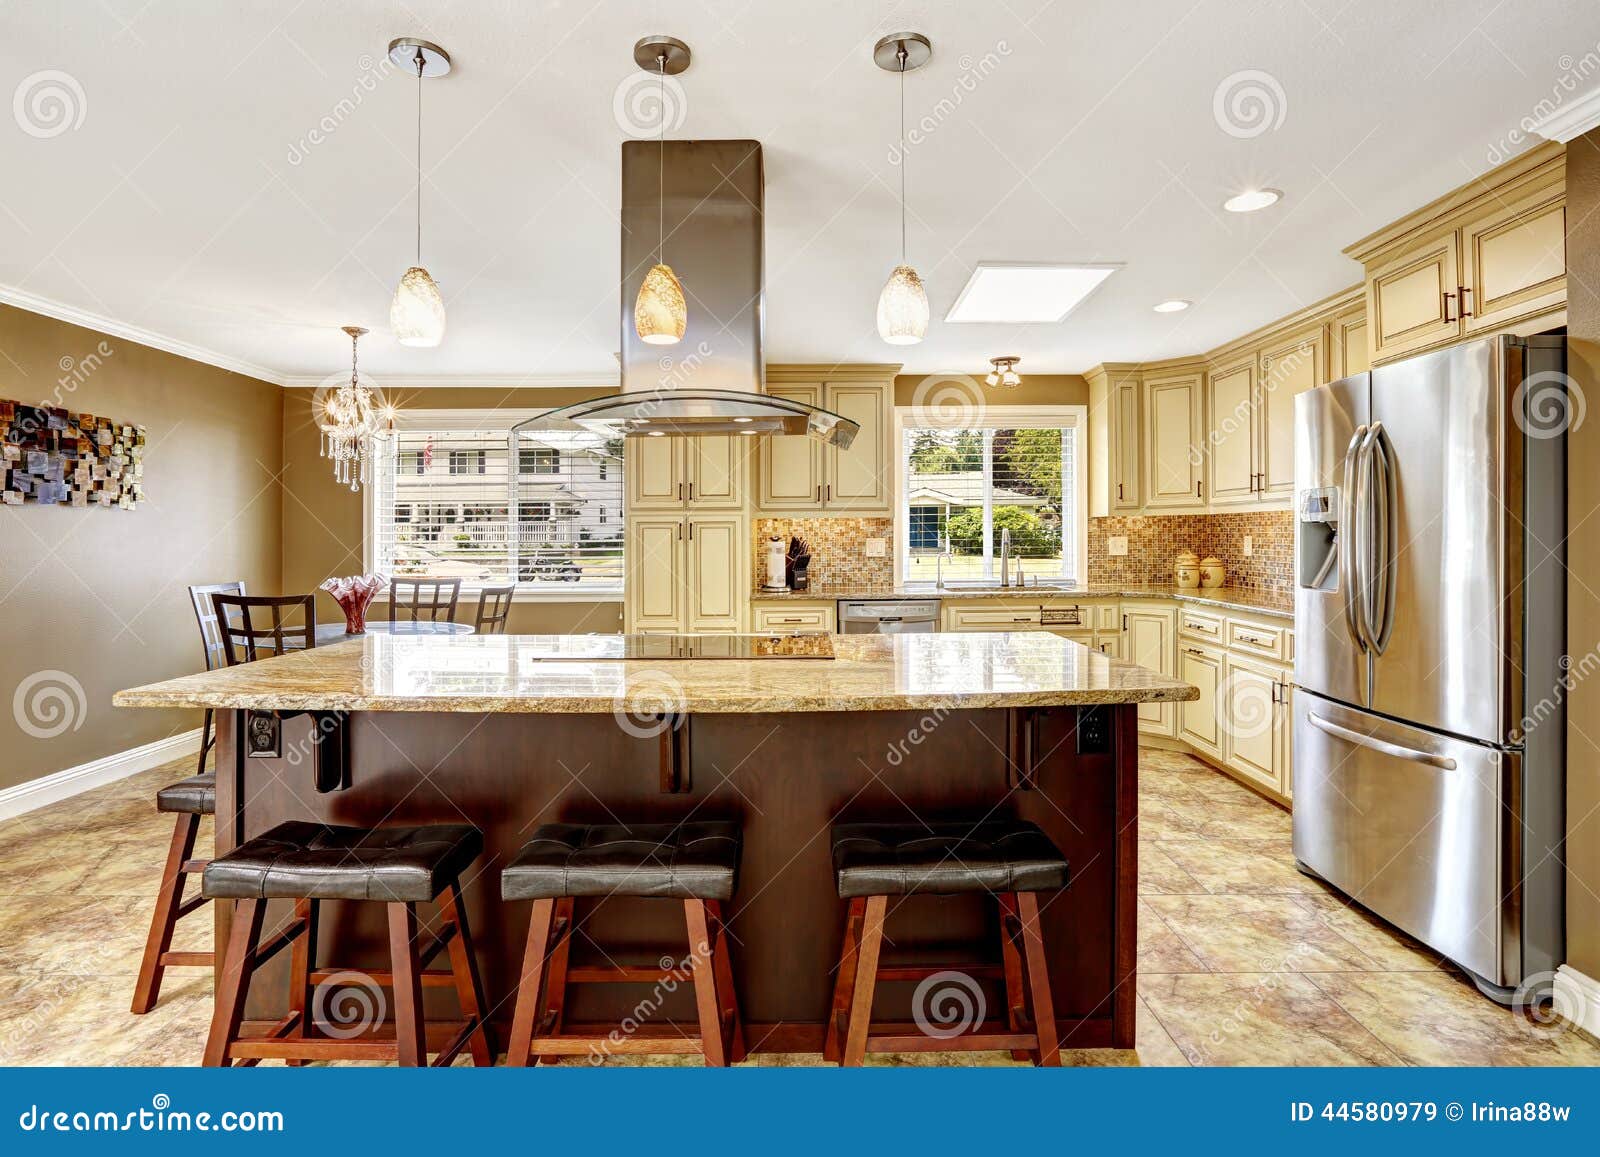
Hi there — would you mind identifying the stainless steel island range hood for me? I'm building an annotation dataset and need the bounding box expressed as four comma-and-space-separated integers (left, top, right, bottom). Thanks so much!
528, 138, 858, 447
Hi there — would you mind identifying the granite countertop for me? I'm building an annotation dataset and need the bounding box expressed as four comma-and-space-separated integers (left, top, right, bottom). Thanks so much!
113, 632, 1197, 715
751, 583, 1293, 620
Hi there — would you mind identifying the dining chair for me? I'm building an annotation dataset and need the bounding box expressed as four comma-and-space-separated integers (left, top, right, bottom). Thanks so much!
210, 593, 318, 665
187, 582, 244, 776
473, 584, 515, 635
388, 577, 463, 623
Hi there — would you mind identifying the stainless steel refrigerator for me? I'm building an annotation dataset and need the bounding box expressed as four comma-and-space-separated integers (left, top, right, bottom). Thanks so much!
1291, 334, 1567, 1002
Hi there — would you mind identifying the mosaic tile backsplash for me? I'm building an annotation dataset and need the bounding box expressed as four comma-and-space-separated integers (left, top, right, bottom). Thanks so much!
751, 517, 894, 589
1087, 511, 1294, 593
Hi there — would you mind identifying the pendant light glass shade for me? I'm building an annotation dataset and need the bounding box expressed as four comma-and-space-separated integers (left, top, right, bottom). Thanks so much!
876, 263, 929, 345
391, 266, 446, 347
635, 262, 687, 345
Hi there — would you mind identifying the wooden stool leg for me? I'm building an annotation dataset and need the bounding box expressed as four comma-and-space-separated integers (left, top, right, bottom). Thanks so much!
1016, 892, 1060, 1067
285, 898, 318, 1065
841, 894, 887, 1067
684, 900, 728, 1067
505, 898, 555, 1067
823, 897, 866, 1063
439, 880, 495, 1066
131, 811, 200, 1014
997, 893, 1034, 1062
387, 901, 427, 1067
204, 897, 264, 1066
537, 897, 575, 1061
706, 900, 745, 1063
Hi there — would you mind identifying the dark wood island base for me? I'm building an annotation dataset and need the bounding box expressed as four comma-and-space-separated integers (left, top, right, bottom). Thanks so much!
211, 704, 1139, 1056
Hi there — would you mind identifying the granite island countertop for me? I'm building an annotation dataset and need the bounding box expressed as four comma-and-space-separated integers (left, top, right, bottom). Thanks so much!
752, 582, 1293, 620
113, 632, 1198, 715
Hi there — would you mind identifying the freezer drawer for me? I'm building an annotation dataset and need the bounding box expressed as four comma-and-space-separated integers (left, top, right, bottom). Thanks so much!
1291, 694, 1513, 986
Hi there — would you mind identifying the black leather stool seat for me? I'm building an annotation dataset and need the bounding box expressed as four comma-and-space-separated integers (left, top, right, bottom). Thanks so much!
203, 820, 482, 902
156, 772, 216, 815
831, 820, 1069, 898
501, 822, 741, 902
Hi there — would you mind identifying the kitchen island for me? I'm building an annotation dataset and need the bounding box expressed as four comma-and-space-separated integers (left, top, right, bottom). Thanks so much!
115, 632, 1195, 1055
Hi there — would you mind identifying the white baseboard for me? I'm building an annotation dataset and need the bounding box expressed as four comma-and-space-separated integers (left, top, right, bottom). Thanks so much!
0, 728, 202, 822
1555, 965, 1600, 1042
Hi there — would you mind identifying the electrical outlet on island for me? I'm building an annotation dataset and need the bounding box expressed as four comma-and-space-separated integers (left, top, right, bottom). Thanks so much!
1107, 535, 1128, 557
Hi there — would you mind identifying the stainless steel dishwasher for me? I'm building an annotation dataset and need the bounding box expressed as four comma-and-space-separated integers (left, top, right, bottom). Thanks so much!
838, 599, 941, 634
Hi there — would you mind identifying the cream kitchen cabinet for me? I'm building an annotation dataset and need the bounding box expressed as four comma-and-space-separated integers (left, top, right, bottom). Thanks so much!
1460, 178, 1566, 336
1086, 366, 1142, 515
1142, 370, 1205, 511
1257, 325, 1325, 500
626, 434, 748, 511
1331, 304, 1370, 378
1364, 232, 1462, 362
1204, 356, 1257, 508
1177, 641, 1224, 759
1220, 652, 1292, 797
623, 515, 746, 633
752, 601, 836, 634
757, 377, 891, 513
1124, 604, 1178, 735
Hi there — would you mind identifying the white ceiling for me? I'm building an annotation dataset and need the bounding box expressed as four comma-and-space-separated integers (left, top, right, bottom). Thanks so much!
1, 0, 1593, 385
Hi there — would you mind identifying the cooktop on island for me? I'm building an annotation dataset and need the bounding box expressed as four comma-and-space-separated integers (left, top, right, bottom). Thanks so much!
521, 633, 837, 661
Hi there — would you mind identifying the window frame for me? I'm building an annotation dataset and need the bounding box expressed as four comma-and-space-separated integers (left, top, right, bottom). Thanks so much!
892, 404, 1087, 588
363, 409, 624, 602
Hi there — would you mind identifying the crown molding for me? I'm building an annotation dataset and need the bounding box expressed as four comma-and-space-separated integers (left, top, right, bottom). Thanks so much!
0, 282, 288, 385
1531, 85, 1600, 143
277, 373, 620, 390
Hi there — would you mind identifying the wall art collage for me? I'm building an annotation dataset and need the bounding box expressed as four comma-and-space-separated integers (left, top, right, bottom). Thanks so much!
1, 399, 145, 509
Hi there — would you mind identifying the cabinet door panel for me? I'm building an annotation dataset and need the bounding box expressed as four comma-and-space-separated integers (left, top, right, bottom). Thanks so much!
1206, 360, 1257, 506
824, 383, 889, 511
1178, 644, 1224, 756
628, 435, 685, 509
1463, 189, 1566, 334
1144, 375, 1202, 509
1112, 379, 1142, 510
687, 434, 745, 509
1258, 327, 1324, 498
1333, 308, 1369, 378
1368, 235, 1459, 360
1222, 656, 1282, 794
1126, 608, 1176, 733
758, 384, 824, 508
627, 518, 684, 630
687, 517, 743, 631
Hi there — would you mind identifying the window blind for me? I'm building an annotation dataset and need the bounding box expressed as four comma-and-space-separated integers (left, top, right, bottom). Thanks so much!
372, 425, 624, 590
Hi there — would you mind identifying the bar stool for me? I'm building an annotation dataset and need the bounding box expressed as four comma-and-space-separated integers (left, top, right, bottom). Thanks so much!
130, 772, 215, 1013
502, 821, 745, 1066
823, 819, 1069, 1067
202, 820, 494, 1067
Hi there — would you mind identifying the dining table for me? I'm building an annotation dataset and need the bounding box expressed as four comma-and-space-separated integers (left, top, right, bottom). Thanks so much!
314, 620, 474, 644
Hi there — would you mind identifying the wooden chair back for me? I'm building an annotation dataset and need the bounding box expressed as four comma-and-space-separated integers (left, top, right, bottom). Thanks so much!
474, 584, 515, 635
388, 577, 463, 623
210, 593, 317, 665
189, 582, 246, 671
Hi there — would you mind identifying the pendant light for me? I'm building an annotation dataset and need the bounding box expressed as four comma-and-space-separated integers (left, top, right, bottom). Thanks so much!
874, 32, 932, 346
319, 326, 385, 492
632, 36, 691, 346
388, 38, 451, 347
987, 356, 1022, 388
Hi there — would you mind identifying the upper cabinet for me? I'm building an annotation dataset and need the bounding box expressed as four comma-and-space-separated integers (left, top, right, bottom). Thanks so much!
627, 434, 749, 511
1347, 140, 1565, 366
1087, 366, 1142, 516
1256, 324, 1325, 500
1142, 369, 1205, 511
1330, 304, 1369, 379
1204, 356, 1257, 508
757, 370, 893, 513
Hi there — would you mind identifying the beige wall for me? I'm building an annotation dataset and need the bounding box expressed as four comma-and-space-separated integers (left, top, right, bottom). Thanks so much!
1564, 131, 1600, 980
893, 373, 1089, 409
1, 305, 282, 791
279, 385, 623, 635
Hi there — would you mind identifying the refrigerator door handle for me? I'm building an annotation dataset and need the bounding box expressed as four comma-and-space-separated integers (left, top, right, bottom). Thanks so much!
1367, 423, 1398, 654
1305, 712, 1459, 770
1340, 424, 1369, 651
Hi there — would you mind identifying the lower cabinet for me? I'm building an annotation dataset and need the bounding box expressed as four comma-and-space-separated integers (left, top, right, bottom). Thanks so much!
1124, 605, 1178, 736
752, 601, 836, 634
624, 515, 746, 633
1220, 652, 1293, 797
1177, 642, 1224, 758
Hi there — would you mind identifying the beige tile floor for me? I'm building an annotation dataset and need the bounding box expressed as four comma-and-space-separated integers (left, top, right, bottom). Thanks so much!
0, 748, 1594, 1067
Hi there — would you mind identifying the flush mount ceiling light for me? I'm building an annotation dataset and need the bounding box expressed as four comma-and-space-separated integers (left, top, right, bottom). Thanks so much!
1222, 188, 1282, 213
633, 35, 691, 346
945, 262, 1120, 324
985, 356, 1022, 388
319, 326, 388, 492
388, 38, 451, 347
874, 31, 932, 346
1153, 299, 1192, 313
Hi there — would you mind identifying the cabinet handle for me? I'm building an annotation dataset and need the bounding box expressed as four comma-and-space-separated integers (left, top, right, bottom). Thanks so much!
1117, 482, 1124, 501
1013, 616, 1034, 623
1121, 613, 1128, 631
778, 616, 803, 623
678, 483, 684, 501
825, 483, 831, 502
1195, 480, 1202, 498
816, 484, 822, 503
689, 521, 694, 540
1184, 646, 1207, 657
1459, 285, 1473, 318
688, 482, 695, 501
1443, 290, 1457, 323
677, 523, 683, 540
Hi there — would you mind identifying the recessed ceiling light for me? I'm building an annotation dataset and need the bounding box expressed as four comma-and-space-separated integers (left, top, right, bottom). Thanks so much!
945, 262, 1121, 324
1223, 188, 1282, 213
1153, 299, 1191, 313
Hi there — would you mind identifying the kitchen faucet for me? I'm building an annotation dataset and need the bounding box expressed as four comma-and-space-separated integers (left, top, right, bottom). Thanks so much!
1000, 526, 1012, 588
935, 536, 953, 589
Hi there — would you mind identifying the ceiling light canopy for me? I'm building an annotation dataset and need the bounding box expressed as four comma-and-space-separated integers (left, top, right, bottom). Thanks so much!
388, 37, 451, 348
986, 356, 1022, 388
875, 32, 932, 346
1222, 188, 1282, 213
945, 262, 1120, 324
1153, 299, 1191, 313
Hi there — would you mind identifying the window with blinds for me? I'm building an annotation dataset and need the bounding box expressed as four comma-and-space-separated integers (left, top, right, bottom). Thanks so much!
371, 423, 624, 591
901, 417, 1081, 584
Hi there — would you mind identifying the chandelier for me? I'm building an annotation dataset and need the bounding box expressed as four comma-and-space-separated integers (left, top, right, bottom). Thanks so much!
319, 326, 387, 491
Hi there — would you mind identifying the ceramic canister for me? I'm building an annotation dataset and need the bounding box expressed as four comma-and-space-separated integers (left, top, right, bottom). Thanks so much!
1199, 556, 1226, 589
1174, 550, 1201, 589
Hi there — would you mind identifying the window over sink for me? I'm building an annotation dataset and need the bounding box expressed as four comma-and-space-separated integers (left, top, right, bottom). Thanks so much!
368, 411, 624, 593
898, 405, 1085, 586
